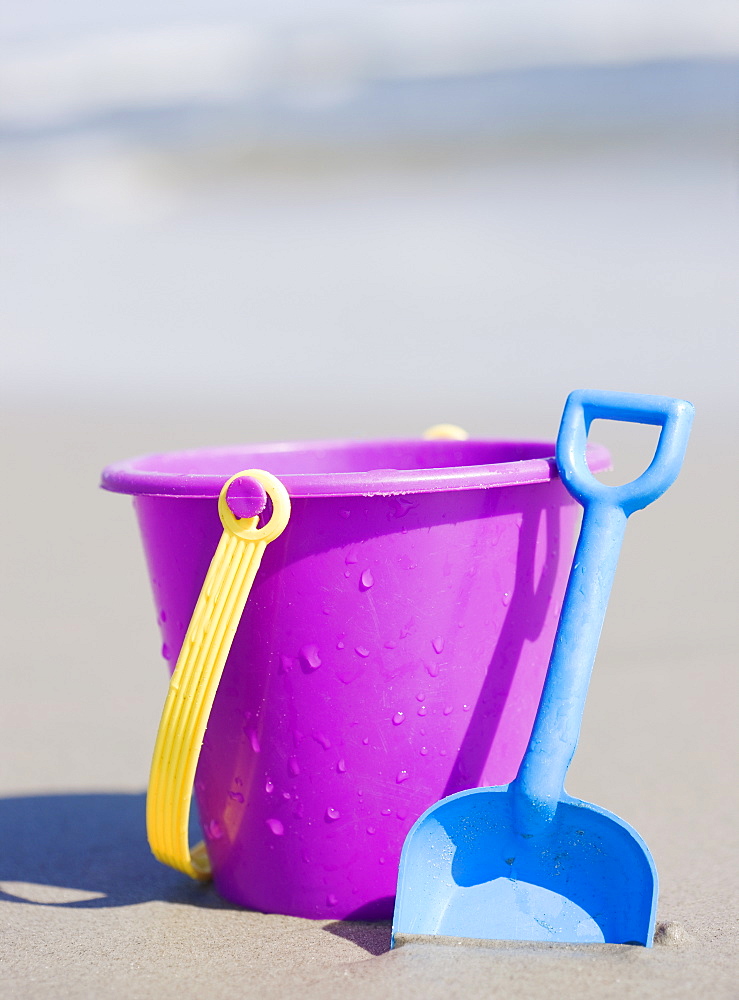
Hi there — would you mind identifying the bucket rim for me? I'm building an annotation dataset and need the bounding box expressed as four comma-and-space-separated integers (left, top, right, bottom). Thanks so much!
100, 437, 610, 499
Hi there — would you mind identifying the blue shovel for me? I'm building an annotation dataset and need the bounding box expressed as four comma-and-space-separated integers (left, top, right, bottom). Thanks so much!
392, 390, 694, 948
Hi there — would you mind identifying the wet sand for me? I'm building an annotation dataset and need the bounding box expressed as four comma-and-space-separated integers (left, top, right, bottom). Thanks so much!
1, 405, 736, 999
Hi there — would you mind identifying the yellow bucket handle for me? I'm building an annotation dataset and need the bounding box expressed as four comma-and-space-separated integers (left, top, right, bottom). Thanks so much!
423, 424, 468, 441
146, 469, 291, 880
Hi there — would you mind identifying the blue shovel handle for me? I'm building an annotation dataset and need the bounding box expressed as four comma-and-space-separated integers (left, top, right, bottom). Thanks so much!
513, 390, 694, 830
557, 390, 695, 516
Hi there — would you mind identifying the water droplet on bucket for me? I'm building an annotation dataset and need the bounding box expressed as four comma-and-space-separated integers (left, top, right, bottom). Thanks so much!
336, 640, 345, 649
248, 730, 261, 754
396, 770, 410, 783
265, 780, 274, 794
379, 857, 386, 865
337, 759, 347, 773
288, 757, 300, 776
443, 705, 453, 716
426, 662, 440, 678
420, 747, 429, 756
326, 893, 338, 906
392, 711, 405, 726
432, 636, 445, 654
326, 806, 340, 821
502, 592, 511, 607
206, 819, 223, 840
389, 496, 417, 518
300, 644, 321, 670
282, 791, 291, 800
360, 569, 374, 590
463, 703, 471, 712
313, 732, 332, 750
279, 654, 294, 674
355, 646, 371, 658
366, 826, 376, 835
381, 808, 392, 816
439, 749, 448, 757
384, 640, 397, 649
416, 692, 425, 702
396, 809, 408, 820
266, 818, 284, 836
161, 643, 170, 661
159, 609, 167, 623
344, 570, 351, 578
417, 706, 428, 717
229, 791, 244, 803
362, 736, 370, 745
345, 548, 359, 565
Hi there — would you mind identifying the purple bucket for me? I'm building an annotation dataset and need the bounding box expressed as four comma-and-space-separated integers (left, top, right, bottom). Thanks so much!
102, 436, 609, 920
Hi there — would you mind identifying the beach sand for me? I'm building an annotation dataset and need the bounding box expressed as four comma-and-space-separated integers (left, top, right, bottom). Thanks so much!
1, 405, 736, 999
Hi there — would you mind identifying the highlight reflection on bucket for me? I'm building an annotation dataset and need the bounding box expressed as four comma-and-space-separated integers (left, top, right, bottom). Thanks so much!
101, 436, 609, 919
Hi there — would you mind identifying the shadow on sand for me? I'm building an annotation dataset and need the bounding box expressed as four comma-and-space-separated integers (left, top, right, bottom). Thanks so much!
0, 791, 228, 909
0, 791, 393, 953
323, 919, 392, 956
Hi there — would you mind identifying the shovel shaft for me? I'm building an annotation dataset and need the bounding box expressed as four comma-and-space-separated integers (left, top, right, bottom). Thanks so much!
513, 390, 694, 832
514, 500, 626, 826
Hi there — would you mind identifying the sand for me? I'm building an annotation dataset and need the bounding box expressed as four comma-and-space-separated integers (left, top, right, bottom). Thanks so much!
1, 406, 736, 999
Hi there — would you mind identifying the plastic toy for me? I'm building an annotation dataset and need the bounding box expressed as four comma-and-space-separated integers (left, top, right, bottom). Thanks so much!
147, 469, 291, 879
391, 390, 694, 947
102, 431, 609, 918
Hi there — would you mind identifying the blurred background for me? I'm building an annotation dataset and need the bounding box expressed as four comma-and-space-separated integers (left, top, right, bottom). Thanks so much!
1, 2, 737, 794
2, 0, 738, 427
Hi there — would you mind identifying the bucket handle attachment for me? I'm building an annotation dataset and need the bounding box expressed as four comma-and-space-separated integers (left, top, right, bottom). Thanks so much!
146, 469, 291, 880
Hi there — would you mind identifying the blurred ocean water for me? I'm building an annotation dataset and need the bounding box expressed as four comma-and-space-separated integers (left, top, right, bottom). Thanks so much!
0, 3, 736, 426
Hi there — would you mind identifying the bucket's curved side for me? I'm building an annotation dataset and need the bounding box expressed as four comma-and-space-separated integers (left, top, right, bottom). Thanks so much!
133, 476, 579, 919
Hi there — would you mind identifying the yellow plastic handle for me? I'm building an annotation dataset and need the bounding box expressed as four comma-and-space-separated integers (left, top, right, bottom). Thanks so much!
146, 469, 291, 880
423, 424, 468, 441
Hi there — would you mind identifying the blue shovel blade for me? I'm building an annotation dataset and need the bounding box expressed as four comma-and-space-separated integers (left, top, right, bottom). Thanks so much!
392, 787, 657, 947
